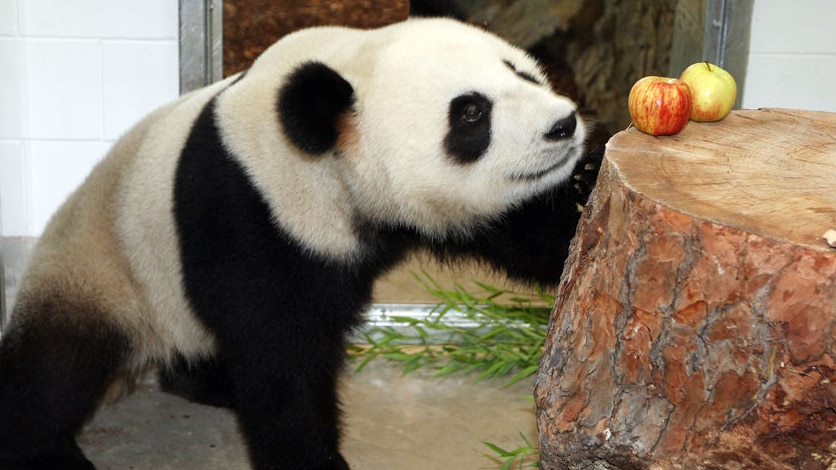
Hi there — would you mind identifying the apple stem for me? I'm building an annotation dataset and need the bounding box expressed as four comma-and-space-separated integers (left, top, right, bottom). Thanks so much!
704, 61, 712, 71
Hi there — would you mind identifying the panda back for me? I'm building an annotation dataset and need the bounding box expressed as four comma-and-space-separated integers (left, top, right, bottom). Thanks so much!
109, 78, 239, 359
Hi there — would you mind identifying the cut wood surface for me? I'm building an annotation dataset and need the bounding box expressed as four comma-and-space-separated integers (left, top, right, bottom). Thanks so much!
606, 108, 835, 250
535, 109, 835, 470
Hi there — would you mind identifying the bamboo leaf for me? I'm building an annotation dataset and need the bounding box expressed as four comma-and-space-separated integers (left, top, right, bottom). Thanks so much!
483, 442, 516, 457
506, 365, 539, 386
352, 273, 550, 387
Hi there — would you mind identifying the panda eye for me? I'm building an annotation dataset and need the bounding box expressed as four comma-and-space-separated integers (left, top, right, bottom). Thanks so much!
450, 93, 492, 127
461, 104, 484, 124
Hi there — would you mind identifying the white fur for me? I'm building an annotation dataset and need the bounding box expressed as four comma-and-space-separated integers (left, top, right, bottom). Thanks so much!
219, 18, 586, 257
114, 79, 236, 362
12, 18, 585, 366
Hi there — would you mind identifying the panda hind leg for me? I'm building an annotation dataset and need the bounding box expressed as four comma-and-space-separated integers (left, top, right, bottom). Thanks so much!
158, 354, 236, 409
0, 302, 132, 470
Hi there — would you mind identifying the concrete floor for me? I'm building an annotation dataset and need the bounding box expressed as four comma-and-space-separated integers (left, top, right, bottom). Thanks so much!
5, 239, 542, 469
79, 359, 538, 470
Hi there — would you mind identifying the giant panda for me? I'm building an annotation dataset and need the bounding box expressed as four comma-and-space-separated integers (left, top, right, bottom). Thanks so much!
0, 10, 592, 470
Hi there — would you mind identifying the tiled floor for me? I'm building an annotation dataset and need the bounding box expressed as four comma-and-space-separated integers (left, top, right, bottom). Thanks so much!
80, 359, 538, 470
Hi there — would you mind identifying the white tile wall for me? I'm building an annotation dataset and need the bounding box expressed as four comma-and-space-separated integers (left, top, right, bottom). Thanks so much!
742, 1, 836, 112
102, 41, 179, 140
0, 38, 27, 139
745, 3, 834, 55
19, 0, 176, 40
28, 141, 110, 233
25, 39, 103, 140
0, 141, 29, 233
745, 55, 836, 112
0, 0, 18, 35
0, 0, 179, 236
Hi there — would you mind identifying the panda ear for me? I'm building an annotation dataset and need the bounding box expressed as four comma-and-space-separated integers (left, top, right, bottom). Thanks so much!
278, 61, 355, 155
409, 0, 467, 21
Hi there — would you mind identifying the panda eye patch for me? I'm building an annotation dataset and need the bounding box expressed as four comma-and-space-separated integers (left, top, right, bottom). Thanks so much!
445, 93, 493, 163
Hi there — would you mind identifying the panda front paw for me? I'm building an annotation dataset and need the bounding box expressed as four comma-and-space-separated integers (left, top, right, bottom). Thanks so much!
571, 146, 604, 211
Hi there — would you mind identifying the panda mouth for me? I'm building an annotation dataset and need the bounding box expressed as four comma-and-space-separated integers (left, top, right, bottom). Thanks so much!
511, 159, 569, 182
511, 144, 583, 181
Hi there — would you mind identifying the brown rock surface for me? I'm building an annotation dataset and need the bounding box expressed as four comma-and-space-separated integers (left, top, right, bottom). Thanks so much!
536, 109, 836, 469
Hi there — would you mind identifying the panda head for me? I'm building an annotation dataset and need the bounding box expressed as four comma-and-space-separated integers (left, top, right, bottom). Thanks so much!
276, 18, 587, 239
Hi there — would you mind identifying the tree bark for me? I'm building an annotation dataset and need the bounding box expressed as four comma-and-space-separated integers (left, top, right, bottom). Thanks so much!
536, 109, 836, 470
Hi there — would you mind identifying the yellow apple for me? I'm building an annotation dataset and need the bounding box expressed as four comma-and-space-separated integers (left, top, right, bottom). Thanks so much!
628, 76, 692, 136
679, 62, 737, 122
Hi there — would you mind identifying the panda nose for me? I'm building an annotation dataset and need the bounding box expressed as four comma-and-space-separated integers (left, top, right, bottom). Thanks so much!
544, 112, 577, 141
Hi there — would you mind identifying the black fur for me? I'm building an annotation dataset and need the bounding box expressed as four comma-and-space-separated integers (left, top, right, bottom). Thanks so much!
434, 146, 601, 287
159, 355, 236, 408
409, 0, 467, 21
544, 112, 577, 141
173, 100, 411, 469
278, 62, 355, 155
433, 182, 583, 287
503, 60, 543, 86
444, 92, 493, 163
0, 305, 130, 470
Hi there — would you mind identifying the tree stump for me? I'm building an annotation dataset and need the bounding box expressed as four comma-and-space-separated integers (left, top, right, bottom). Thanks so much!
535, 109, 836, 470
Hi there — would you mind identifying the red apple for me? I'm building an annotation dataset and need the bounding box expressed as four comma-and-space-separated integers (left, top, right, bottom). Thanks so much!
679, 61, 737, 122
628, 76, 692, 136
